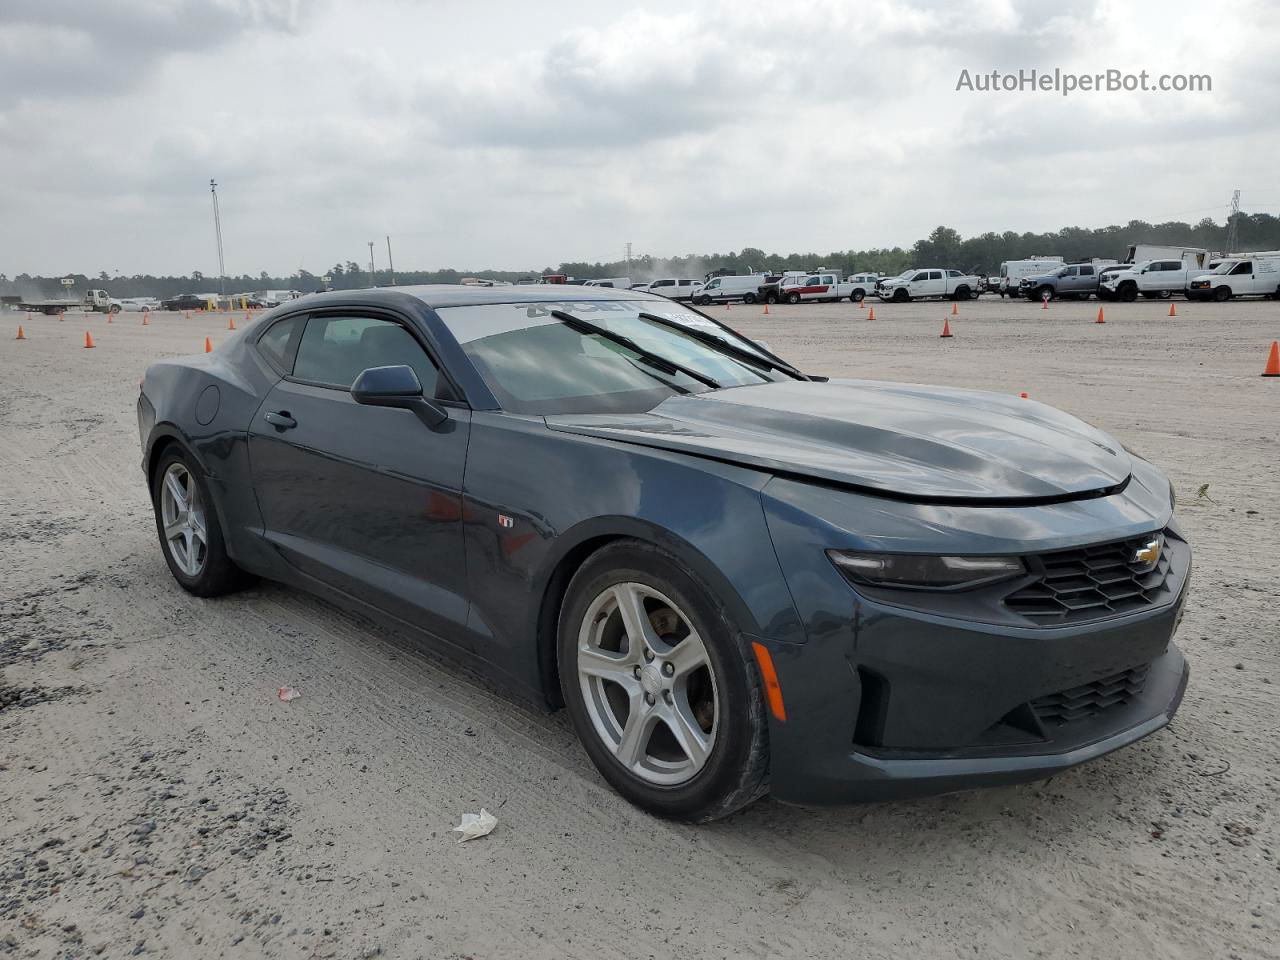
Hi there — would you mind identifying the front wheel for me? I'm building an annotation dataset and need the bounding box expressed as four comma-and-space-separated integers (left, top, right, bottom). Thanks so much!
558, 541, 769, 822
953, 286, 971, 301
151, 448, 251, 597
694, 295, 711, 306
1213, 286, 1231, 302
1119, 284, 1139, 303
892, 288, 909, 302
1036, 286, 1054, 302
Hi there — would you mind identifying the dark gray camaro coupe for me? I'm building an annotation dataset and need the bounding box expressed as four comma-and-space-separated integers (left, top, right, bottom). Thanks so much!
138, 284, 1190, 821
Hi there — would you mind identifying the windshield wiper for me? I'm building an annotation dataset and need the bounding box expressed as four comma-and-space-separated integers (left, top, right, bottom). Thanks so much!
549, 310, 722, 390
635, 311, 806, 380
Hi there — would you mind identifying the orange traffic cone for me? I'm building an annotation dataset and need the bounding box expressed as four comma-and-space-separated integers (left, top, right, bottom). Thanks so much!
84, 331, 95, 349
1019, 392, 1029, 399
1168, 302, 1177, 317
1095, 307, 1106, 324
867, 307, 876, 320
858, 299, 866, 309
1263, 341, 1280, 378
940, 318, 953, 338
204, 336, 213, 353
1041, 297, 1049, 310
951, 302, 958, 316
763, 303, 770, 315
107, 313, 113, 324
142, 312, 150, 326
15, 325, 26, 340
228, 316, 237, 331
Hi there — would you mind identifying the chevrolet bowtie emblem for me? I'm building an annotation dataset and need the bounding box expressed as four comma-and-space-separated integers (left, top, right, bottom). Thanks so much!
1132, 538, 1161, 569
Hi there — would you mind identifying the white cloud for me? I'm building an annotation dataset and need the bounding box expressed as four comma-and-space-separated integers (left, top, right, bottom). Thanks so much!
0, 0, 1275, 276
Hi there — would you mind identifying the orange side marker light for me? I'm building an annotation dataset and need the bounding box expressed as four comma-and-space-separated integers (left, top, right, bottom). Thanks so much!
750, 641, 787, 722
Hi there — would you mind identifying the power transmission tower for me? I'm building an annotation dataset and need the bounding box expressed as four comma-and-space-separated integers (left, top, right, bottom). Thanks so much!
1225, 189, 1241, 253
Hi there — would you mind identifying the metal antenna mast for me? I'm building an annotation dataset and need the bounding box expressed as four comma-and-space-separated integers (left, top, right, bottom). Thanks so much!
210, 179, 226, 298
386, 236, 396, 286
1224, 189, 1241, 254
368, 241, 376, 287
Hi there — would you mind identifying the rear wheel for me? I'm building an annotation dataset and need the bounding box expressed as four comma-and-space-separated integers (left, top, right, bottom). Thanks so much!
742, 293, 757, 304
765, 293, 778, 304
850, 289, 865, 303
558, 541, 769, 822
786, 292, 800, 304
151, 448, 251, 597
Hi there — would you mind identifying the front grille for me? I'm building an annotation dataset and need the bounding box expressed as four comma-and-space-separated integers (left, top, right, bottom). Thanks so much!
1031, 664, 1149, 725
1003, 531, 1173, 625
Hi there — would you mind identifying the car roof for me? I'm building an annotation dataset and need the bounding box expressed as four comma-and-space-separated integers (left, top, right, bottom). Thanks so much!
294, 283, 662, 310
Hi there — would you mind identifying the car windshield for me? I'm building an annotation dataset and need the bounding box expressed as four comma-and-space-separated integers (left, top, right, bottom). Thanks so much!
436, 300, 792, 415
1209, 259, 1239, 274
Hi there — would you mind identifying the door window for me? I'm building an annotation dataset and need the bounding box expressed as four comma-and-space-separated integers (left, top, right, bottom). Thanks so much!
929, 271, 943, 280
293, 315, 440, 395
1079, 265, 1094, 276
1230, 261, 1252, 275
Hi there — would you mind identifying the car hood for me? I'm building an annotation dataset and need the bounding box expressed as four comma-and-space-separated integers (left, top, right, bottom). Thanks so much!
545, 380, 1131, 502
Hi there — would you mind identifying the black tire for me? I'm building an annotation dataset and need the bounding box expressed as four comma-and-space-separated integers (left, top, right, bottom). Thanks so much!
742, 293, 757, 305
1213, 286, 1231, 302
893, 288, 909, 302
694, 295, 711, 306
849, 289, 865, 303
1036, 285, 1054, 302
109, 304, 122, 314
1119, 284, 1138, 303
765, 294, 778, 304
954, 286, 971, 301
786, 292, 800, 304
557, 540, 769, 822
151, 446, 252, 597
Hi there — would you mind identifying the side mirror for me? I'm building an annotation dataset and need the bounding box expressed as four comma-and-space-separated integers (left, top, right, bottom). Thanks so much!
351, 365, 448, 429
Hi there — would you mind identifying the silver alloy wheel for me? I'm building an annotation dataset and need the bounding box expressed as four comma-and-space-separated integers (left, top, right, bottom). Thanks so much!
159, 462, 208, 578
577, 582, 718, 786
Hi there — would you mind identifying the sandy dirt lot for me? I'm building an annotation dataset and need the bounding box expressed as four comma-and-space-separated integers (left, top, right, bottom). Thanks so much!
1, 296, 1277, 959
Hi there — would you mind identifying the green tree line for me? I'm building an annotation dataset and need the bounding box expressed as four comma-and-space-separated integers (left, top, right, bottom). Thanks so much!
4, 213, 1277, 298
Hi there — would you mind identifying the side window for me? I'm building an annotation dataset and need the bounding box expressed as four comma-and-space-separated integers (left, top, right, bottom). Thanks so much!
948, 270, 962, 278
1062, 267, 1078, 277
821, 275, 835, 284
929, 271, 943, 280
257, 315, 304, 372
1231, 261, 1252, 275
1079, 265, 1094, 276
805, 275, 820, 284
293, 315, 440, 395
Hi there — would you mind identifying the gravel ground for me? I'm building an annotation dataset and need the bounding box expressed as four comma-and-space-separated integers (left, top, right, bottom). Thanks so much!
1, 296, 1277, 959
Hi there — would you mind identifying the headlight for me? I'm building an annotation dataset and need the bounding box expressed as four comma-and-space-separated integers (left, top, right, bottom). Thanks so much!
827, 550, 1025, 591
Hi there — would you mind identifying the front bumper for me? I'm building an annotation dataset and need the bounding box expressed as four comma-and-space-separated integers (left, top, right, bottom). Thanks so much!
756, 504, 1191, 805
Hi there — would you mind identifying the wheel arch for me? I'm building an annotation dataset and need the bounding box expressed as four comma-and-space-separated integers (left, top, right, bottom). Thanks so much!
533, 517, 766, 709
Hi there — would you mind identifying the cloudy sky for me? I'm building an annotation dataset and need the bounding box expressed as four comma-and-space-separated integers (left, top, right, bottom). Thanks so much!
1, 0, 1277, 277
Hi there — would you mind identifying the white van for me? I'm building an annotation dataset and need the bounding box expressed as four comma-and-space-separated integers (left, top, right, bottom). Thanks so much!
1187, 257, 1280, 301
583, 277, 633, 289
644, 278, 704, 301
995, 257, 1064, 296
693, 275, 768, 305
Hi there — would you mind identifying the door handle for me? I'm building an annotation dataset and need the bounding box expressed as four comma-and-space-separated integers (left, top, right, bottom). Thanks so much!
264, 410, 296, 429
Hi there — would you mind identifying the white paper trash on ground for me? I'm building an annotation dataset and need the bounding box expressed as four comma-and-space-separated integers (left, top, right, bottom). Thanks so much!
452, 808, 498, 842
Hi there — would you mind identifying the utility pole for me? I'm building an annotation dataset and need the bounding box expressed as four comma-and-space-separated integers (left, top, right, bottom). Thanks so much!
1225, 189, 1241, 254
210, 179, 226, 299
625, 241, 632, 275
385, 235, 396, 286
368, 241, 376, 287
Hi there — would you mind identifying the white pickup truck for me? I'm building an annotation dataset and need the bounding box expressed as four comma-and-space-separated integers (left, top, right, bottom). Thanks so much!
775, 271, 878, 304
1097, 257, 1203, 301
876, 268, 981, 302
18, 288, 122, 315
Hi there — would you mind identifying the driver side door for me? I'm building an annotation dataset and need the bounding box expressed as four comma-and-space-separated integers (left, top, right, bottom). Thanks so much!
247, 309, 473, 647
